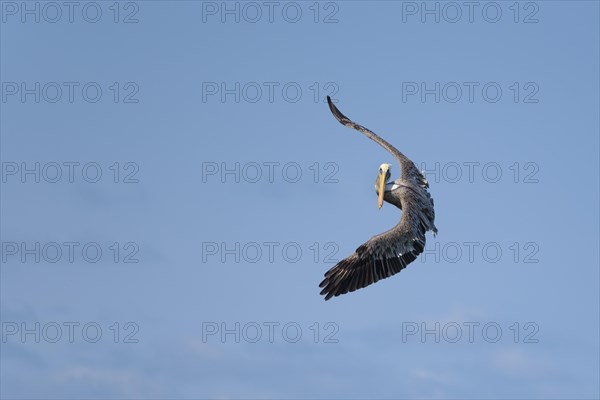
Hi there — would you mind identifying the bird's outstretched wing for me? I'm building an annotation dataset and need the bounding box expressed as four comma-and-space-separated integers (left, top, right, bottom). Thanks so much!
327, 96, 429, 188
319, 188, 431, 301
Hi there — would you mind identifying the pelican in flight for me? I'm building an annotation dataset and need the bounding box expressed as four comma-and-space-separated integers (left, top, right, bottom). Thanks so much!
319, 96, 438, 300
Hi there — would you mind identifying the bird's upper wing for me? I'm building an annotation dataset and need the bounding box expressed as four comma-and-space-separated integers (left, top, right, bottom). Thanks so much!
326, 96, 428, 188
319, 188, 430, 300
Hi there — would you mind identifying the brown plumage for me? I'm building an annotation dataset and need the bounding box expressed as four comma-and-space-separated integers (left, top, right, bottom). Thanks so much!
319, 97, 438, 300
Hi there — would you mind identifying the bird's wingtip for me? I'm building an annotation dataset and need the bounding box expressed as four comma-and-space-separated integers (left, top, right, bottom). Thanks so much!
319, 278, 335, 300
326, 96, 349, 124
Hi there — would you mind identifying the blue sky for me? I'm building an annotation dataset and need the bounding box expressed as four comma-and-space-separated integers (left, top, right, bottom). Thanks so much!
1, 1, 599, 398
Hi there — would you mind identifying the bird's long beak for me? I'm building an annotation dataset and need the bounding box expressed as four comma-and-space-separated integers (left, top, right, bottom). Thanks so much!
377, 171, 386, 209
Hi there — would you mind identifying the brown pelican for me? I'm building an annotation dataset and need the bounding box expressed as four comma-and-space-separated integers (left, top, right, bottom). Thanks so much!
319, 96, 438, 300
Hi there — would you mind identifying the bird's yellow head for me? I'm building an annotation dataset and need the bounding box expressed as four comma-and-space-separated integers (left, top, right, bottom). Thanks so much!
375, 163, 391, 209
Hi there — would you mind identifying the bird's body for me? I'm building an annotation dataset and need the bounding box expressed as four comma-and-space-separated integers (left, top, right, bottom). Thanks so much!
319, 97, 438, 300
